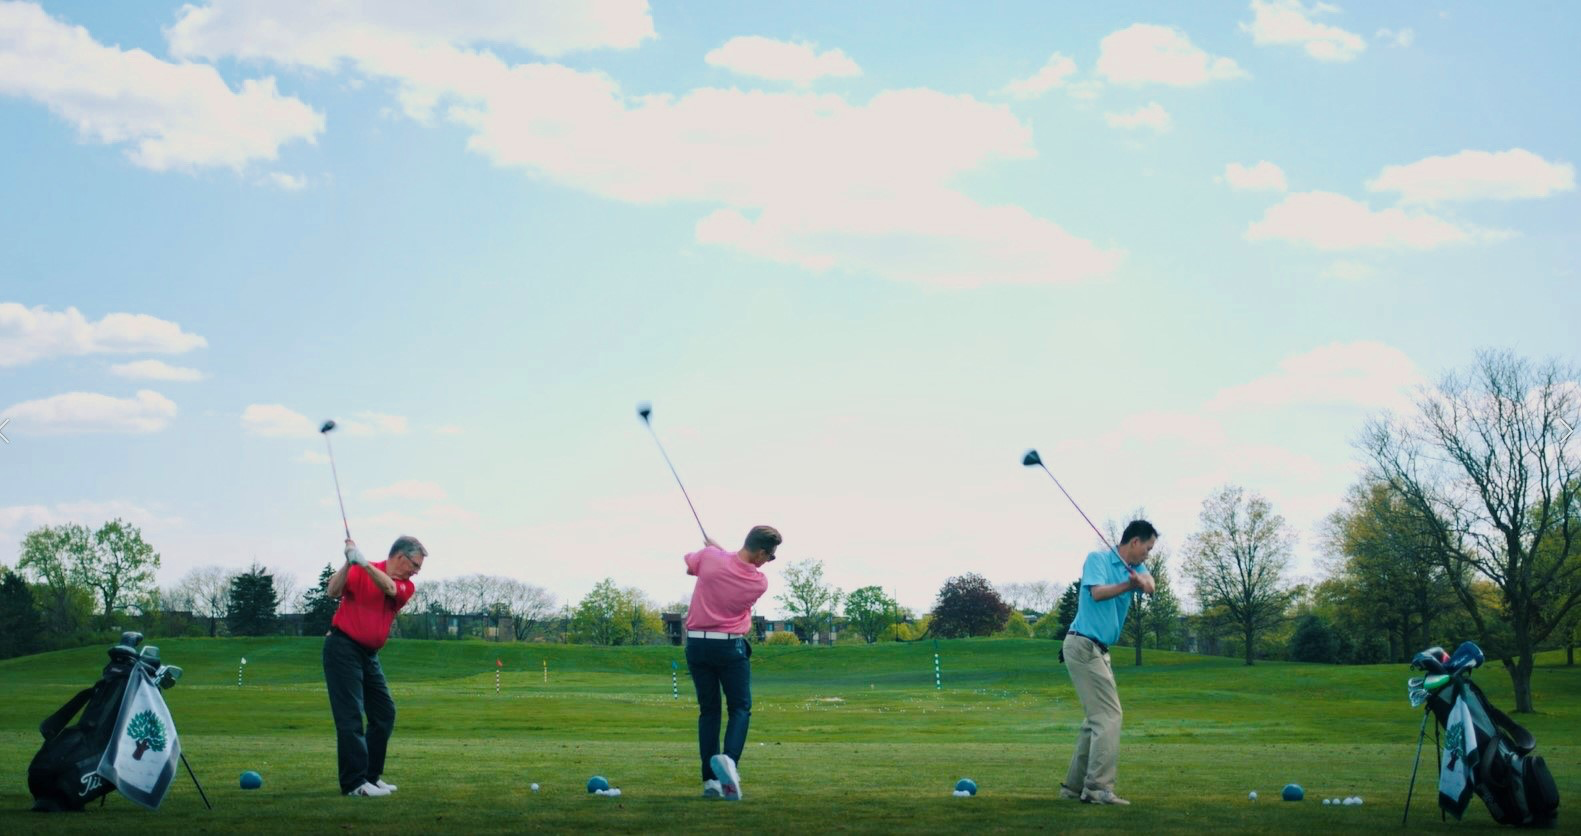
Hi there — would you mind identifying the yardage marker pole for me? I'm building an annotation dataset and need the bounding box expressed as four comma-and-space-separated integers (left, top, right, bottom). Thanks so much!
238, 657, 246, 688
672, 661, 679, 700
933, 640, 941, 690
543, 659, 548, 683
496, 658, 503, 696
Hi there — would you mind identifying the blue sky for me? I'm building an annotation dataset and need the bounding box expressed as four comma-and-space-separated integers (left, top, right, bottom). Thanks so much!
2, 1, 1576, 617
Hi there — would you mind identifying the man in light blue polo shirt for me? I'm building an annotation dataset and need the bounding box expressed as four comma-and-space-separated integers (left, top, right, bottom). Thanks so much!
1059, 520, 1157, 806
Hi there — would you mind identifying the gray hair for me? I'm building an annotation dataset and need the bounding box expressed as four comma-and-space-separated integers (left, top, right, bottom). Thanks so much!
388, 535, 428, 560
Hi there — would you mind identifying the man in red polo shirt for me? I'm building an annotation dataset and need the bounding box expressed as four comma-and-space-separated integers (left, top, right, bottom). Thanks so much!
324, 535, 423, 797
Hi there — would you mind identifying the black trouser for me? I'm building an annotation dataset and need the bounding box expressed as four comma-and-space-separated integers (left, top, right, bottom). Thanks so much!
685, 636, 752, 782
323, 629, 396, 794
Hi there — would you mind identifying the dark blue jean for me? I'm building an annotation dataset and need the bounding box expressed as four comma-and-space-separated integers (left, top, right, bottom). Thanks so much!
323, 629, 396, 794
685, 636, 752, 781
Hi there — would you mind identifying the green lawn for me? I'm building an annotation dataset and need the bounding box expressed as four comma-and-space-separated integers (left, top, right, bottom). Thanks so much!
1, 638, 1575, 832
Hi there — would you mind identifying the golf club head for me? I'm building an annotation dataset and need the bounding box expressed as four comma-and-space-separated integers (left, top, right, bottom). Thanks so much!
1449, 640, 1484, 673
1407, 676, 1428, 707
1022, 449, 1042, 468
636, 402, 653, 423
320, 419, 337, 434
1410, 647, 1448, 675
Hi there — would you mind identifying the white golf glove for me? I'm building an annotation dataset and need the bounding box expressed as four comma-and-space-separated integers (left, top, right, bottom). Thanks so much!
345, 544, 368, 567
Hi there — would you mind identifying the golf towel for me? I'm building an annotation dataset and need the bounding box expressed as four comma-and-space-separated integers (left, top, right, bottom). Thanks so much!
1438, 697, 1478, 819
96, 666, 180, 810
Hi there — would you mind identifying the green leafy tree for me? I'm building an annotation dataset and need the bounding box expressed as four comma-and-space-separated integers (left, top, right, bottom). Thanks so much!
0, 568, 45, 658
997, 610, 1033, 638
1183, 485, 1297, 666
571, 579, 631, 645
844, 585, 898, 644
17, 523, 94, 634
82, 519, 161, 626
126, 709, 167, 760
931, 573, 1011, 638
1123, 550, 1182, 664
226, 563, 279, 636
776, 560, 842, 643
1289, 614, 1340, 662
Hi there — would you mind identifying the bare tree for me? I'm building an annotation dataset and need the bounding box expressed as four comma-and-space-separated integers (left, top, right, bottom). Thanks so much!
998, 581, 1061, 614
499, 580, 558, 640
273, 571, 303, 614
1183, 485, 1296, 666
173, 566, 237, 637
1361, 350, 1580, 711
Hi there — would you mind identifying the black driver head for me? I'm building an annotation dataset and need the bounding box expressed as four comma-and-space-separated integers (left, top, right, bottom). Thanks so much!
1022, 449, 1042, 468
637, 402, 653, 423
320, 420, 337, 434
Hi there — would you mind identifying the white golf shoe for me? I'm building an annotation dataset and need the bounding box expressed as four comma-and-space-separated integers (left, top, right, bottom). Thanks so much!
374, 779, 397, 793
710, 755, 742, 801
702, 779, 724, 799
1081, 788, 1130, 805
347, 782, 391, 797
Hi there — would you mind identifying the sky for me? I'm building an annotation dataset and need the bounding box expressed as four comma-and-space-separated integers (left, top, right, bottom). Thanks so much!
1, 0, 1577, 618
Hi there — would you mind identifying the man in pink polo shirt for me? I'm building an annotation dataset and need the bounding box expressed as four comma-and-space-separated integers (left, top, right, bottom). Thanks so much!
684, 524, 780, 801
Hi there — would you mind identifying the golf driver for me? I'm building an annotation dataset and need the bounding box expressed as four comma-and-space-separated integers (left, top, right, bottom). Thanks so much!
636, 402, 709, 541
320, 420, 351, 540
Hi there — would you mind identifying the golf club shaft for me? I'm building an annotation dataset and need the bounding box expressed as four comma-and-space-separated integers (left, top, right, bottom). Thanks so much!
1035, 463, 1119, 556
180, 752, 213, 811
644, 426, 709, 541
323, 435, 351, 540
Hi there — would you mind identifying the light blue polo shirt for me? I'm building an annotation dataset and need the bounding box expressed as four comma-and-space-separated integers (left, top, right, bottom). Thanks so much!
1068, 549, 1149, 647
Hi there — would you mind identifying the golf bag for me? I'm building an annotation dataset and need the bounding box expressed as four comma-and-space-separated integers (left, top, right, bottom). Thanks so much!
1414, 645, 1560, 827
27, 632, 182, 812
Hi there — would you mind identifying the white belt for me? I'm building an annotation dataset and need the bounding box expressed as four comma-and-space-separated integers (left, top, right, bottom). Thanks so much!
687, 630, 744, 639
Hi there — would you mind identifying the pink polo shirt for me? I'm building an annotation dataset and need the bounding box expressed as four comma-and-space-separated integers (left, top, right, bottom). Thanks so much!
684, 546, 768, 635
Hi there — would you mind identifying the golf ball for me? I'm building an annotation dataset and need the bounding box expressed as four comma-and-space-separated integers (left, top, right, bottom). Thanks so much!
531, 783, 540, 792
1248, 791, 1258, 801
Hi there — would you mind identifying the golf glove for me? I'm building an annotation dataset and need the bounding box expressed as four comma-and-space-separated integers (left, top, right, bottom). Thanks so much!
345, 545, 368, 567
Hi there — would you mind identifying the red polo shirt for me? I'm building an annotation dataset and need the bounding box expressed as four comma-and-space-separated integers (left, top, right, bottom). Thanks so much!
331, 560, 415, 650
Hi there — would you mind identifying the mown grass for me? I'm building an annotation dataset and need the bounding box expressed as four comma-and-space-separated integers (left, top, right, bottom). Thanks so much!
1, 637, 1575, 832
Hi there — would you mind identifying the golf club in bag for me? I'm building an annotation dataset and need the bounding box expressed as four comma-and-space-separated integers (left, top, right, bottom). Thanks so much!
28, 632, 209, 812
636, 402, 710, 541
1402, 640, 1559, 827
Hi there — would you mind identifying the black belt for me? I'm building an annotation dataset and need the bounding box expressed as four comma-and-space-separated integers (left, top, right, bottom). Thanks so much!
1068, 630, 1109, 654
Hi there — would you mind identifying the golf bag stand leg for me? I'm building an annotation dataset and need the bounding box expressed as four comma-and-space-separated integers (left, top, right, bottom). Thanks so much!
1435, 721, 1444, 822
181, 752, 213, 810
1403, 708, 1431, 826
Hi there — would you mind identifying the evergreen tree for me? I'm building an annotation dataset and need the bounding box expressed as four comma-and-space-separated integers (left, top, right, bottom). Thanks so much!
301, 563, 340, 635
226, 563, 279, 636
0, 568, 45, 659
1053, 577, 1081, 640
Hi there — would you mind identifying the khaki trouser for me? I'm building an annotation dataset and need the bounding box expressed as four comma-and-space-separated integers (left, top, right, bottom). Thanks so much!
1062, 633, 1122, 794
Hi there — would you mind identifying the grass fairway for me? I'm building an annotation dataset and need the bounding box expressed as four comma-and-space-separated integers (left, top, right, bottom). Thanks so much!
1, 638, 1576, 832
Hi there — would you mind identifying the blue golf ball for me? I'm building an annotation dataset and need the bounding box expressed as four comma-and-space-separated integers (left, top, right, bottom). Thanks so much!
1282, 783, 1304, 801
955, 778, 978, 796
240, 770, 263, 790
587, 775, 610, 793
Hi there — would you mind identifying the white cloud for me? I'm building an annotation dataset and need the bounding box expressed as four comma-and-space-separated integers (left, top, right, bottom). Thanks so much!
1065, 80, 1104, 101
363, 480, 447, 501
1223, 161, 1288, 192
1240, 0, 1366, 62
704, 36, 861, 84
1096, 23, 1248, 86
0, 500, 179, 536
296, 450, 330, 464
242, 404, 410, 438
434, 424, 464, 435
1001, 53, 1077, 99
108, 359, 206, 382
0, 1, 322, 171
165, 0, 656, 64
1, 389, 177, 434
1209, 341, 1425, 412
264, 172, 308, 190
164, 7, 1123, 287
1245, 191, 1510, 250
0, 303, 207, 368
1375, 27, 1415, 48
1366, 149, 1576, 205
1104, 102, 1171, 133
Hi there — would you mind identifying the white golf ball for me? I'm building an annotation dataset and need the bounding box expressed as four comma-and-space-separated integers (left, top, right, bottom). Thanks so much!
531, 783, 540, 792
1248, 791, 1257, 801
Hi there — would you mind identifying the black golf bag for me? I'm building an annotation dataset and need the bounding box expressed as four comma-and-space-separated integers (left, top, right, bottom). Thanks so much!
1414, 645, 1560, 828
27, 632, 176, 812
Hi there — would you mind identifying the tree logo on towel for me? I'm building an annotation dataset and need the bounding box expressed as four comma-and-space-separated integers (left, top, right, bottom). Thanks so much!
1444, 721, 1466, 768
126, 710, 168, 760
